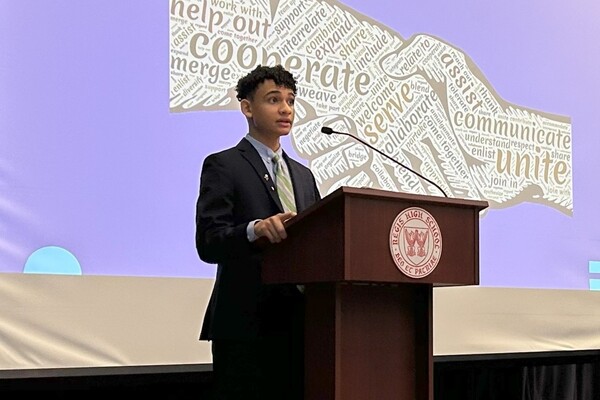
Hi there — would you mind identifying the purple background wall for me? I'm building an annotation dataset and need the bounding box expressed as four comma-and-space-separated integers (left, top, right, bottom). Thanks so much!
1, 1, 599, 289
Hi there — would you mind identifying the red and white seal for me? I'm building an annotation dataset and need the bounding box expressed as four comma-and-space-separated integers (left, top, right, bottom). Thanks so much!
389, 207, 442, 279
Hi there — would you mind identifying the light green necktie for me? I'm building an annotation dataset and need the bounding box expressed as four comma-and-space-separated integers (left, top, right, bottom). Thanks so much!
273, 153, 304, 292
272, 154, 296, 213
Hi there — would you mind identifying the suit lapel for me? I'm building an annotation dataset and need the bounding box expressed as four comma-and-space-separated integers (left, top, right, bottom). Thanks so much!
237, 138, 285, 212
283, 151, 305, 212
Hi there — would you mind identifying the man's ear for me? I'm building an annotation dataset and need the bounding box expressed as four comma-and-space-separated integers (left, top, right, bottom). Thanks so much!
240, 99, 252, 118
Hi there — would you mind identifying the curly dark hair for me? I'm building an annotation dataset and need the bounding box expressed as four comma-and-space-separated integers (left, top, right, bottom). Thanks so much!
235, 65, 298, 101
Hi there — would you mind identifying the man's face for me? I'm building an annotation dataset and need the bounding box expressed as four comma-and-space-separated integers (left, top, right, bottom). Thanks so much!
242, 79, 295, 141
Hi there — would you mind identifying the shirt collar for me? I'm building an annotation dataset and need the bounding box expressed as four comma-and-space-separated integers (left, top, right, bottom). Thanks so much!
245, 134, 282, 160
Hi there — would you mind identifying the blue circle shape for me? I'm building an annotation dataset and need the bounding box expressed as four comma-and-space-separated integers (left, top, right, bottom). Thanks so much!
24, 246, 82, 275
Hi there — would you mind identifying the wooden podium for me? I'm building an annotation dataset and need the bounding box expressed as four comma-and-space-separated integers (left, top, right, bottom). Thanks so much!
262, 186, 488, 400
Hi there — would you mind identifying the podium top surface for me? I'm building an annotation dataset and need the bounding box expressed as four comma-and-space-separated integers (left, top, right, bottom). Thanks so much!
287, 186, 488, 230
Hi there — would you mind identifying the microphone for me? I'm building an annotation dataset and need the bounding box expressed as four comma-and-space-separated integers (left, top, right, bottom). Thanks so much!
321, 126, 448, 197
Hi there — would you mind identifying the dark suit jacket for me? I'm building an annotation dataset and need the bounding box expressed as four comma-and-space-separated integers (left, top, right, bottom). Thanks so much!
196, 137, 321, 340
